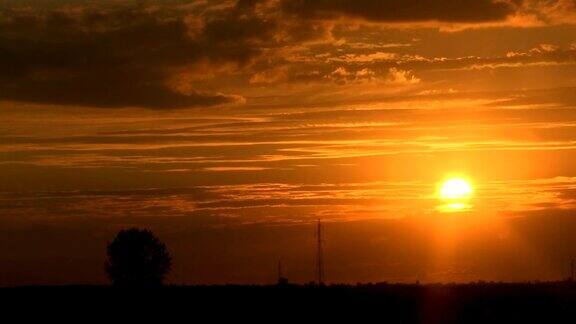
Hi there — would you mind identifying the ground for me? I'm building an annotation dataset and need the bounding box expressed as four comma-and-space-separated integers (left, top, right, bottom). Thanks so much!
3, 282, 576, 323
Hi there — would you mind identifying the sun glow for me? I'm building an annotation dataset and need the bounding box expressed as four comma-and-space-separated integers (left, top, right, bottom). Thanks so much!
437, 177, 474, 212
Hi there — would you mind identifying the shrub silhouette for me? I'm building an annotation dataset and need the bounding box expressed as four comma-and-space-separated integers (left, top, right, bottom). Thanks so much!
106, 228, 172, 287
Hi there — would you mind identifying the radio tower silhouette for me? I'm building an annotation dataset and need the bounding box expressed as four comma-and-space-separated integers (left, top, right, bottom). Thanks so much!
316, 219, 325, 285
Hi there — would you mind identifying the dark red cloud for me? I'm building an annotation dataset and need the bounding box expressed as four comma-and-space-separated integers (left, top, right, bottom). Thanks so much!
0, 0, 556, 110
282, 0, 518, 23
0, 3, 261, 109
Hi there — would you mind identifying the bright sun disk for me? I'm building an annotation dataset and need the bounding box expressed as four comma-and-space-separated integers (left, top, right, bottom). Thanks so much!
439, 178, 473, 200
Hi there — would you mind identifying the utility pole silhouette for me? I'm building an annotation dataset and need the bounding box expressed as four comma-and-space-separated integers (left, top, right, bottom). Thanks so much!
316, 219, 325, 285
571, 258, 575, 281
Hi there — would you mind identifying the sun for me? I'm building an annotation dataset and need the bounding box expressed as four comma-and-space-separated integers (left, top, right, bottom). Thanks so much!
437, 177, 474, 212
439, 178, 473, 200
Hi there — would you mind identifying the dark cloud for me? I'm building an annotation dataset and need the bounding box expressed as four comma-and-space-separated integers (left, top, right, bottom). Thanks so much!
0, 72, 241, 108
0, 0, 527, 110
0, 0, 343, 109
0, 0, 551, 110
0, 3, 260, 109
282, 0, 518, 23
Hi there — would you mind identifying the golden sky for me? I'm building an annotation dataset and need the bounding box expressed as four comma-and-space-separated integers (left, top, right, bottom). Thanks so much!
1, 0, 576, 285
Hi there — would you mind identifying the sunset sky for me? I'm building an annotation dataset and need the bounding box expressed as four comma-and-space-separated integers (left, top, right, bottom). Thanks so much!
2, 0, 576, 285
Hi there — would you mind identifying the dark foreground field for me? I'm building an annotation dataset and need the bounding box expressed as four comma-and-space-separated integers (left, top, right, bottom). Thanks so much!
3, 282, 576, 323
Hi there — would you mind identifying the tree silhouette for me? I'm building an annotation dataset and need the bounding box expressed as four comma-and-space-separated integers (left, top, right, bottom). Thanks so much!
106, 228, 172, 287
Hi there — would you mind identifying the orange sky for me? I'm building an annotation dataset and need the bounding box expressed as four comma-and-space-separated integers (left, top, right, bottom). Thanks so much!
1, 0, 576, 285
